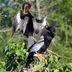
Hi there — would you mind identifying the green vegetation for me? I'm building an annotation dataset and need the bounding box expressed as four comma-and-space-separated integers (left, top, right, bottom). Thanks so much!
0, 0, 72, 72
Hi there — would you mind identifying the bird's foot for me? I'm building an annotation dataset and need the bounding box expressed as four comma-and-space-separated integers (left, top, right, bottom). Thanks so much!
34, 53, 45, 62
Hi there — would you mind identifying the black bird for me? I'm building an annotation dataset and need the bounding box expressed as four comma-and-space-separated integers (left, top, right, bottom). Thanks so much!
12, 11, 48, 49
25, 25, 56, 68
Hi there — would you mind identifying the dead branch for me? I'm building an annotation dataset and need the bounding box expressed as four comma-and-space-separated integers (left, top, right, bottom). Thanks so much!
22, 63, 43, 72
46, 49, 72, 61
0, 28, 11, 33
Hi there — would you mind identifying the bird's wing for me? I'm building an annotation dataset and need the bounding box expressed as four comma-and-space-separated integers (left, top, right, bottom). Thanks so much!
15, 11, 23, 31
16, 11, 21, 24
29, 40, 44, 53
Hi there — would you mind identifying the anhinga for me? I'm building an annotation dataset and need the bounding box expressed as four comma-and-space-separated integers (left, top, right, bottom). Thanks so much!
25, 25, 55, 68
12, 11, 47, 49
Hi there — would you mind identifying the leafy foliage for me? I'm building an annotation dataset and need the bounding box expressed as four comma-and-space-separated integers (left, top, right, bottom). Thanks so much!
0, 0, 72, 72
0, 61, 6, 72
4, 42, 28, 71
0, 42, 71, 72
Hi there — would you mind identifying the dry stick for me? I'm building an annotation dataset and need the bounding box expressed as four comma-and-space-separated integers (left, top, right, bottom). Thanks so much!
46, 49, 72, 61
0, 28, 13, 44
0, 28, 11, 32
28, 63, 43, 72
22, 63, 43, 72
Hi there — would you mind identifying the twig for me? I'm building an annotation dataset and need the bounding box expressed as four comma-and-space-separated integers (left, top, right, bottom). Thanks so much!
0, 28, 11, 32
46, 49, 72, 61
22, 63, 43, 72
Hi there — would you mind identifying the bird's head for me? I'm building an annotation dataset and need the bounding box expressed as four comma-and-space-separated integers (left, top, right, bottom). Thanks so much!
47, 26, 56, 32
46, 25, 56, 37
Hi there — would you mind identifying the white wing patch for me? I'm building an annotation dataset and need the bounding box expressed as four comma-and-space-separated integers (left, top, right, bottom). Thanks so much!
42, 17, 46, 26
30, 41, 44, 52
16, 12, 21, 24
41, 17, 47, 29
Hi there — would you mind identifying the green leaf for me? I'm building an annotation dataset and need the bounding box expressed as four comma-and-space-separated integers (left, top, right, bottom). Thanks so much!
54, 69, 59, 72
15, 50, 20, 56
66, 63, 72, 70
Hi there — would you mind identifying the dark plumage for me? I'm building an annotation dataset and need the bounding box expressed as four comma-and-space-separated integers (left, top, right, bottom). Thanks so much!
25, 26, 56, 68
12, 11, 34, 37
12, 11, 47, 49
12, 11, 43, 37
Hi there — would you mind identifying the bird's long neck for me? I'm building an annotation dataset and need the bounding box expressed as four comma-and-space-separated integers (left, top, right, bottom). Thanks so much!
44, 31, 54, 47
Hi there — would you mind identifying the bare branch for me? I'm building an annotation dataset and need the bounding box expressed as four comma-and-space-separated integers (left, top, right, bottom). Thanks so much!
0, 28, 11, 33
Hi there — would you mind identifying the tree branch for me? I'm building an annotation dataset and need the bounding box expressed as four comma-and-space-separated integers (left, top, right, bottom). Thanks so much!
0, 28, 11, 32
